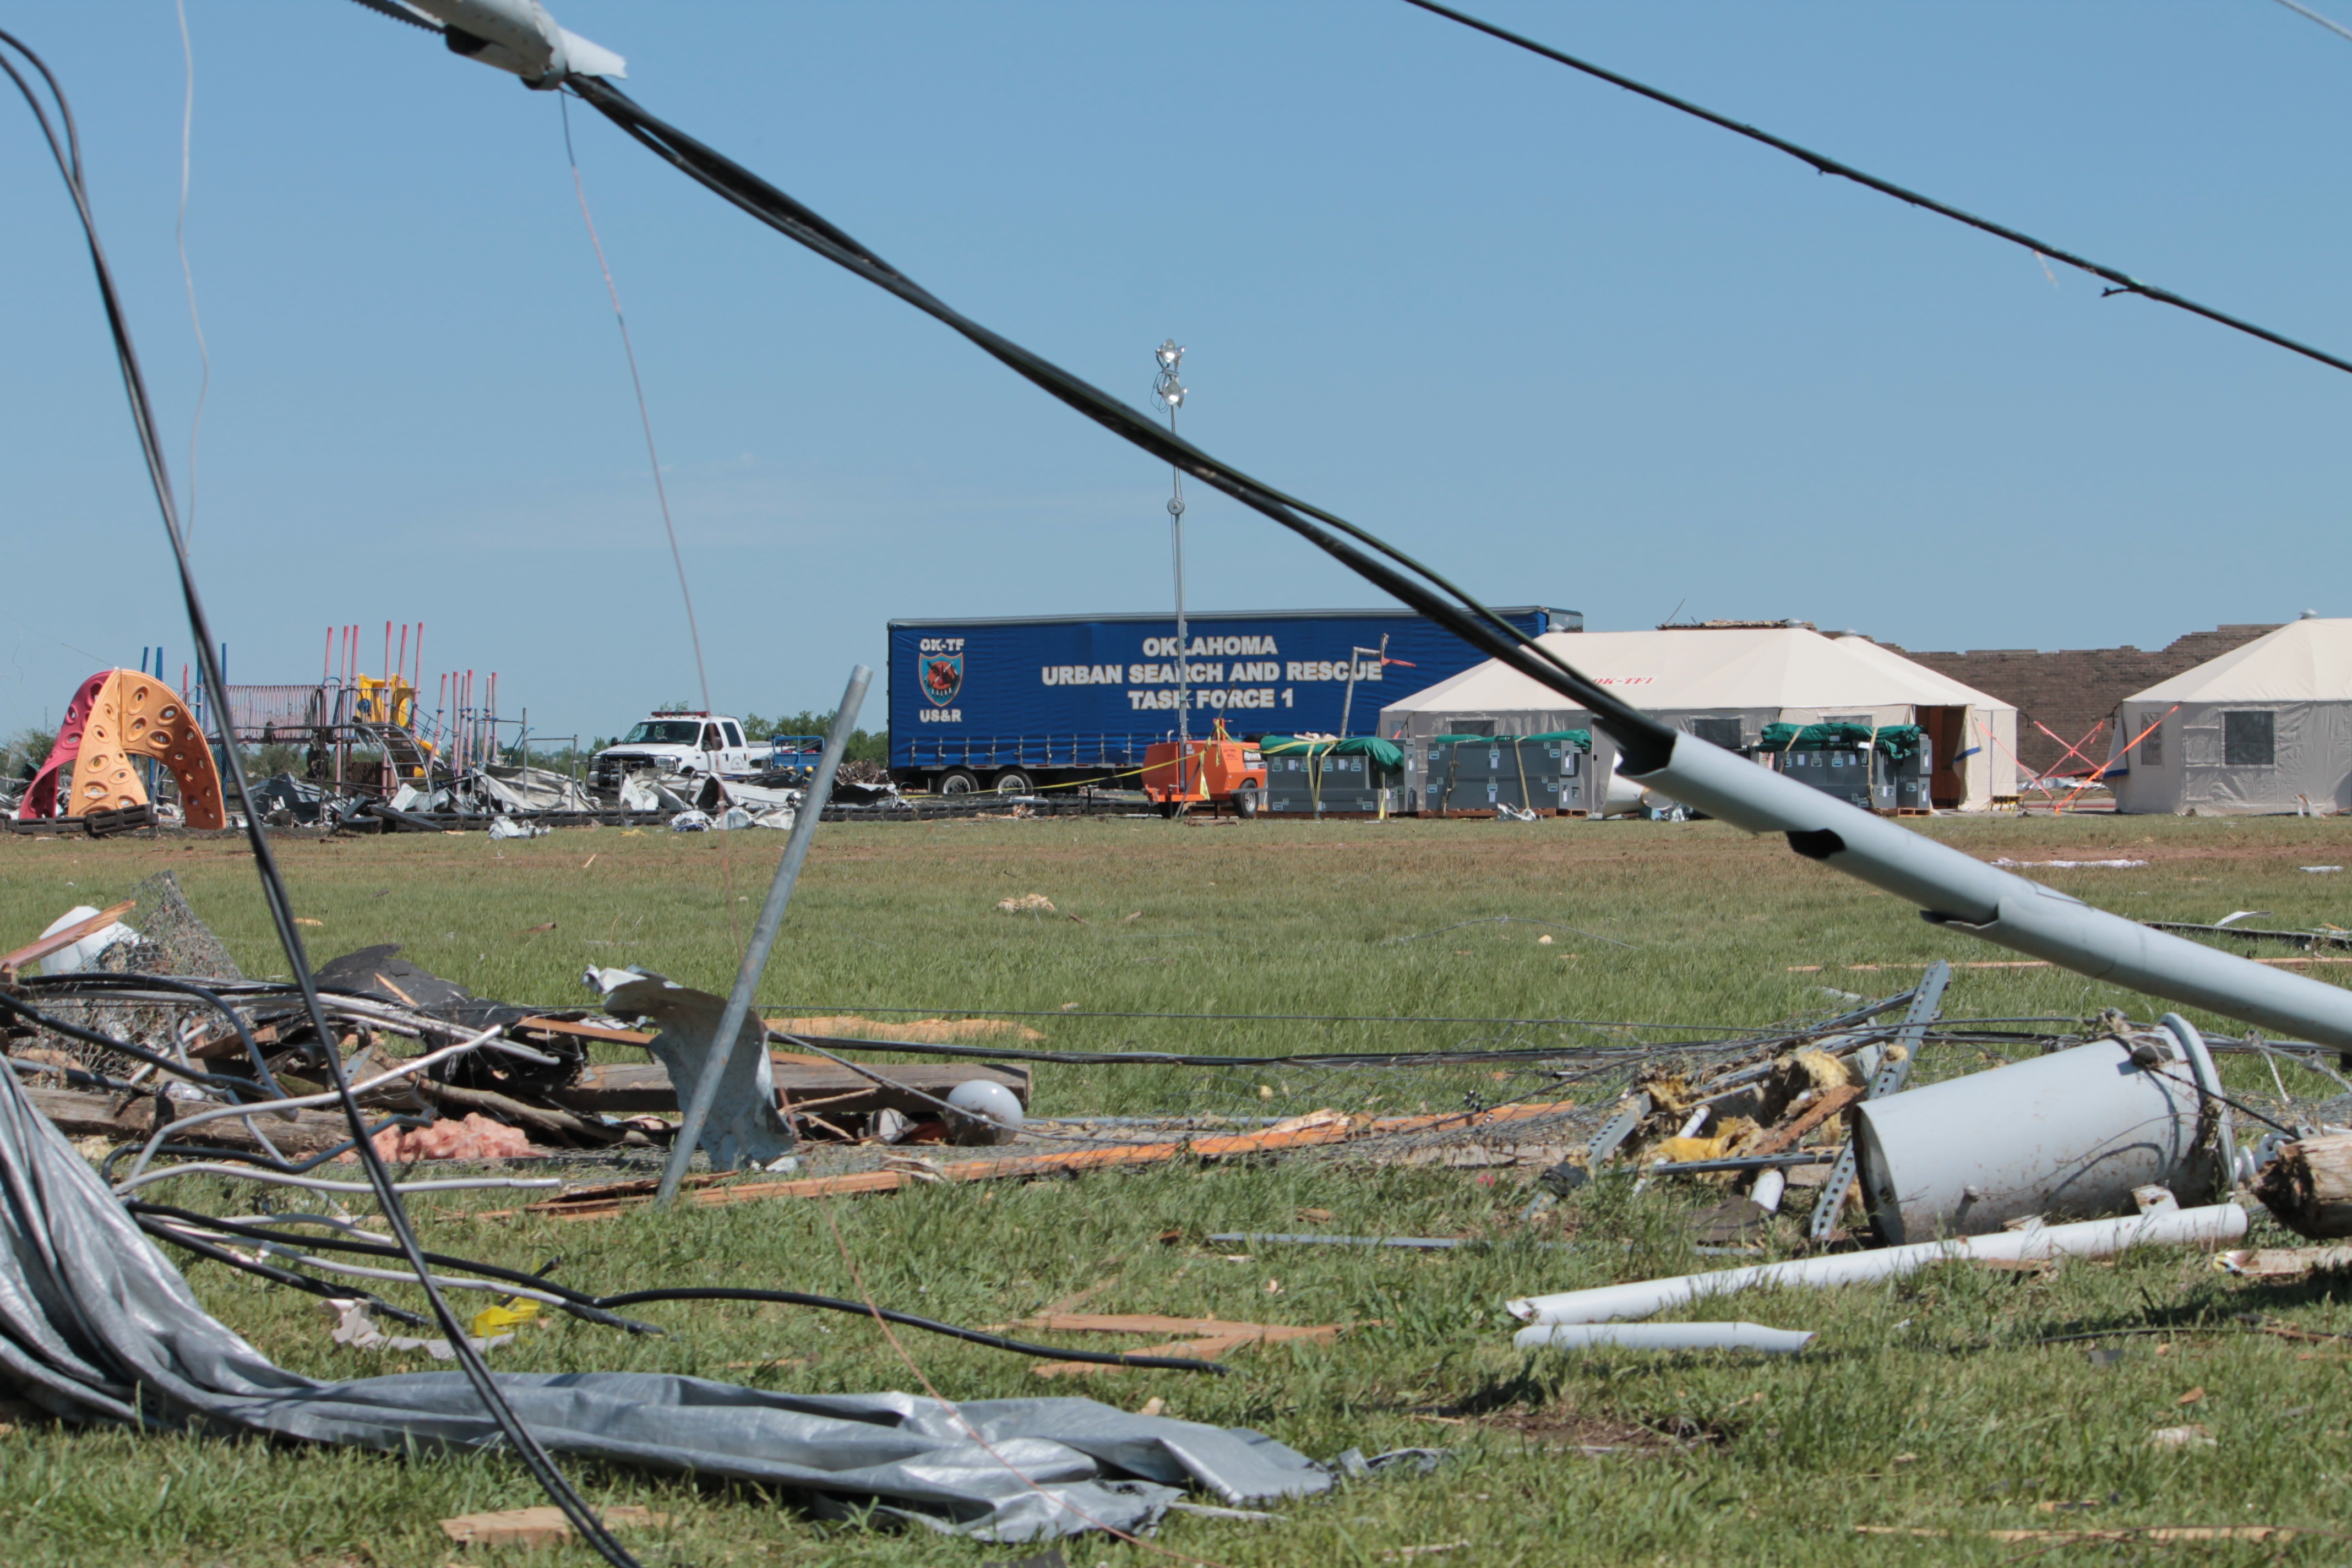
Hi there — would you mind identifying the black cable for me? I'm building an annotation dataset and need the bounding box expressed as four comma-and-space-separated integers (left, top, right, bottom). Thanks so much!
26, 972, 288, 1098
129, 1206, 1218, 1370
785, 1034, 1704, 1070
127, 1205, 661, 1335
1399, 0, 2352, 382
0, 990, 271, 1099
2150, 1063, 2300, 1138
563, 75, 1680, 775
593, 1287, 1231, 1374
134, 1216, 432, 1327
98, 1114, 433, 1183
0, 34, 639, 1567
4, 1056, 149, 1096
772, 1005, 1735, 1030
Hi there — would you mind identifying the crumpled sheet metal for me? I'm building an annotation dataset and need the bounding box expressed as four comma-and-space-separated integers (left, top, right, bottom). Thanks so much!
0, 1065, 1327, 1539
598, 971, 796, 1169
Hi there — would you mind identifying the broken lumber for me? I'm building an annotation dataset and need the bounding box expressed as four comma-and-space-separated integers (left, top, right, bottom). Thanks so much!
23, 1086, 154, 1140
22, 1087, 358, 1154
548, 1054, 1030, 1119
1030, 1321, 1345, 1378
1746, 1084, 1864, 1158
495, 1102, 1580, 1221
440, 1506, 667, 1548
2252, 1133, 2352, 1238
1020, 1313, 1342, 1341
0, 900, 135, 983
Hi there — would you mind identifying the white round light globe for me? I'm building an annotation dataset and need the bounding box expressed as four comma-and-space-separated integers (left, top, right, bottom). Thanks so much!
944, 1080, 1024, 1145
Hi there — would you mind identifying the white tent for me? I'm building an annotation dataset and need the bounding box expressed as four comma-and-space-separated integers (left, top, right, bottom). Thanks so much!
2108, 616, 2352, 815
1375, 627, 2020, 812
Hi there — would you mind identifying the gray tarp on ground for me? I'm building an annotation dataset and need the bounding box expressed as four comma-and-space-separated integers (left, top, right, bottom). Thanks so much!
0, 1065, 1327, 1540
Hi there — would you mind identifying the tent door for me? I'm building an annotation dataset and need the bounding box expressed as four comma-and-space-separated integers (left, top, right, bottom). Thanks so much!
1919, 706, 1967, 808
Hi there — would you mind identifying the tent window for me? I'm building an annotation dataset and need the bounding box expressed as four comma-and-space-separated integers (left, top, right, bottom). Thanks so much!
2138, 711, 2163, 767
1688, 717, 1743, 750
2223, 710, 2274, 767
1440, 718, 1495, 736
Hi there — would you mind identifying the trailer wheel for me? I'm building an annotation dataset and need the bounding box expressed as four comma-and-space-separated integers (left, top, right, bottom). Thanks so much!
1236, 789, 1258, 818
938, 769, 980, 795
993, 770, 1034, 796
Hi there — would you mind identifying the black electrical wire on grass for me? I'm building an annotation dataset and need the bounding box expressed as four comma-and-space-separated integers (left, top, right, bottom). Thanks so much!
128, 1205, 662, 1335
593, 1287, 1232, 1375
784, 1037, 1666, 1069
1400, 0, 2352, 382
134, 1216, 434, 1328
775, 1005, 1741, 1029
126, 1206, 1227, 1373
0, 35, 641, 1568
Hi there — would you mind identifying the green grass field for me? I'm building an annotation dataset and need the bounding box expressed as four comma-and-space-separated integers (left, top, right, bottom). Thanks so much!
4, 812, 2351, 1566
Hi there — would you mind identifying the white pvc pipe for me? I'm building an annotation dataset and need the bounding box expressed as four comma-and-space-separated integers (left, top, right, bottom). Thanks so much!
1514, 1321, 1815, 1354
116, 1163, 560, 1196
1506, 1202, 2247, 1325
1751, 1168, 1788, 1215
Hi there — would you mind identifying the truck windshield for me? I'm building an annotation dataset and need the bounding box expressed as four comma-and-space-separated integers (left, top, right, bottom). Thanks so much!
620, 721, 705, 745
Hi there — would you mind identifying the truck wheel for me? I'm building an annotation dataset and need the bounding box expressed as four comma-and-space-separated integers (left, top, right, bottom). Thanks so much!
993, 770, 1034, 796
938, 769, 980, 795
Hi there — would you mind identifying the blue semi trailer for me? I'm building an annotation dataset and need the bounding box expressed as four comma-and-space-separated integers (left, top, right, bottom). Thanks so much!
888, 606, 1579, 794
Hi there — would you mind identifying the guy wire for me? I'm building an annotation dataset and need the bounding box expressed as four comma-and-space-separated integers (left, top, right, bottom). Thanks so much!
0, 32, 643, 1568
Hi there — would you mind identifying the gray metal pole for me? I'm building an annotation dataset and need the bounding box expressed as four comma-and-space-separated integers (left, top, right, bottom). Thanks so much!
655, 665, 871, 1207
1154, 341, 1191, 780
1169, 405, 1189, 755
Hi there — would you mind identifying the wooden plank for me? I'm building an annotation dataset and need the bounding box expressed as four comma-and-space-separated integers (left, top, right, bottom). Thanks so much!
18, 1085, 363, 1153
508, 1101, 1581, 1221
549, 1056, 1029, 1118
1, 900, 135, 982
23, 1086, 153, 1139
1021, 1313, 1340, 1340
1030, 1324, 1344, 1378
1747, 1085, 1864, 1158
167, 1106, 364, 1156
441, 1506, 668, 1547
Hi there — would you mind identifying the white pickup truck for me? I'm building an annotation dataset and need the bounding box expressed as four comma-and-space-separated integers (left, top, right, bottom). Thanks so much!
589, 712, 756, 796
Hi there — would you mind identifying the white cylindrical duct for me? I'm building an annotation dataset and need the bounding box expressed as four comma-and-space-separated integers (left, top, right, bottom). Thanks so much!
1513, 1321, 1814, 1355
1853, 1035, 2217, 1244
1506, 1203, 2248, 1325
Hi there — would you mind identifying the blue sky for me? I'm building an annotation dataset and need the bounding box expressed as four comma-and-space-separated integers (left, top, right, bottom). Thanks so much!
4, 2, 2348, 744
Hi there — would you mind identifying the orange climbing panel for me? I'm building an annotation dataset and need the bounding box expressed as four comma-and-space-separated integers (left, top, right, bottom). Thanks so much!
61, 671, 226, 830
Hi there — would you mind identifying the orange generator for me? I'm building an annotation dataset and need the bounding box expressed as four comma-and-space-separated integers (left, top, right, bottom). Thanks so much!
1141, 721, 1265, 818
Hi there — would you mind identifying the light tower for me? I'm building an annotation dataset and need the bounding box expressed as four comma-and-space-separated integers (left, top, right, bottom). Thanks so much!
1152, 340, 1190, 758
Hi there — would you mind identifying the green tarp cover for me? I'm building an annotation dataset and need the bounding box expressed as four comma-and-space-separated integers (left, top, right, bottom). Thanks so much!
1257, 734, 1407, 769
1430, 731, 1592, 751
1758, 722, 1923, 764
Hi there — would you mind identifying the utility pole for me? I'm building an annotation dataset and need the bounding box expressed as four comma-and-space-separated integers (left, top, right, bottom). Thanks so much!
1153, 340, 1190, 784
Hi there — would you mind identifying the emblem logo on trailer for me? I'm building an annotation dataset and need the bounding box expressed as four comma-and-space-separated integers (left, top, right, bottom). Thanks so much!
923, 653, 965, 707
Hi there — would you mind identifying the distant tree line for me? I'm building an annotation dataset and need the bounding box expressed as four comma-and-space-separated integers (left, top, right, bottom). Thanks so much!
741, 710, 889, 766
